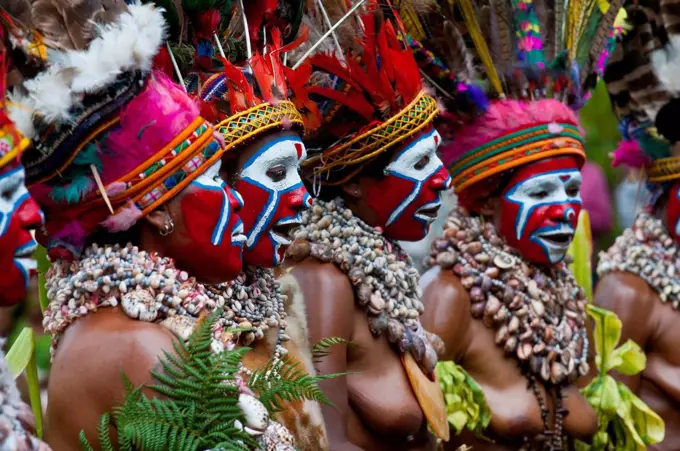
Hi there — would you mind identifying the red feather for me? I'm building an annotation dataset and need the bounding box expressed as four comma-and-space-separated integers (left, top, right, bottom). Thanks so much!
308, 86, 375, 121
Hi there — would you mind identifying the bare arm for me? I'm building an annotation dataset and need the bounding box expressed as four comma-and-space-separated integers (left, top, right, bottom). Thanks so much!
45, 308, 177, 451
419, 267, 472, 363
290, 259, 364, 451
591, 273, 655, 392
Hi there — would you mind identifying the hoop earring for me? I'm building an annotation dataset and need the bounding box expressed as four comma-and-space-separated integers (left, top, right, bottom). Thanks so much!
159, 217, 174, 236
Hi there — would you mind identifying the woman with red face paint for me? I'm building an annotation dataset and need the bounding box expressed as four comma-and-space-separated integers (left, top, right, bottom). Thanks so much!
595, 2, 680, 448
282, 2, 455, 449
0, 24, 51, 451
401, 0, 624, 448
150, 2, 328, 447
5, 3, 301, 449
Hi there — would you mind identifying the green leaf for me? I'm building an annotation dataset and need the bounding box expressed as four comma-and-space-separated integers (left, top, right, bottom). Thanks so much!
436, 361, 491, 436
620, 384, 665, 445
568, 210, 593, 301
311, 337, 354, 365
608, 340, 646, 376
25, 348, 43, 438
33, 245, 51, 314
5, 327, 34, 379
586, 304, 622, 373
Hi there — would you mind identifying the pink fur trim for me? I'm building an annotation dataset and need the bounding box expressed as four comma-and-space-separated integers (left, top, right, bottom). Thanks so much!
105, 181, 127, 197
439, 99, 581, 169
100, 201, 143, 232
611, 139, 650, 169
212, 130, 226, 149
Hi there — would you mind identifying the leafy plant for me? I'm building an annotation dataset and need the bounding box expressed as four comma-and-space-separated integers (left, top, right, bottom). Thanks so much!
568, 210, 594, 301
435, 361, 491, 437
311, 337, 353, 365
81, 311, 336, 451
6, 327, 43, 438
576, 306, 664, 450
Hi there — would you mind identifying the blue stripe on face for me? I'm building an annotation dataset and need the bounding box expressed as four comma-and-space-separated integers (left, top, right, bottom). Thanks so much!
190, 178, 230, 246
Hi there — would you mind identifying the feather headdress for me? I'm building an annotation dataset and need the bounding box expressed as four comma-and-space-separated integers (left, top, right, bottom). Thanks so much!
396, 0, 624, 209
156, 0, 312, 154
7, 2, 227, 261
602, 0, 680, 190
287, 0, 440, 186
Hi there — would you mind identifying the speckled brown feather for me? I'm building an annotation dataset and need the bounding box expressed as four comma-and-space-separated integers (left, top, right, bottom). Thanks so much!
31, 0, 127, 50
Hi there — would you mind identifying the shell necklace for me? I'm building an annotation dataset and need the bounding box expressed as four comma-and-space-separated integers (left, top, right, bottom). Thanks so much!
428, 208, 590, 450
428, 208, 589, 384
287, 197, 443, 375
43, 243, 288, 363
598, 211, 680, 307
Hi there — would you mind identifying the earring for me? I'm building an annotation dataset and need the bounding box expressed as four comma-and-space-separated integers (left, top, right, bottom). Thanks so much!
159, 216, 174, 236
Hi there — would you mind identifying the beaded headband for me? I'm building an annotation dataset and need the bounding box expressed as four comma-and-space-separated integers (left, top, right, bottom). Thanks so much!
450, 122, 586, 193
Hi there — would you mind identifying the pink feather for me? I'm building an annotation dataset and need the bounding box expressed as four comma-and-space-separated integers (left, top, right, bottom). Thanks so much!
100, 72, 200, 186
611, 139, 650, 169
100, 201, 143, 232
105, 181, 127, 197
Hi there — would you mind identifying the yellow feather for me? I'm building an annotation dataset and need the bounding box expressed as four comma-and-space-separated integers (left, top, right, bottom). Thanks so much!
458, 0, 503, 96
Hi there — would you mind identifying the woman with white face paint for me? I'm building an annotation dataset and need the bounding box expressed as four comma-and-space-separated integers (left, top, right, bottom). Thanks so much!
406, 0, 628, 447
283, 4, 453, 449
170, 3, 327, 448
8, 3, 313, 449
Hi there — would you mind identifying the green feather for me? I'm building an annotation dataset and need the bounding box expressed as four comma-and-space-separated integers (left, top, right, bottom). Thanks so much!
49, 174, 94, 204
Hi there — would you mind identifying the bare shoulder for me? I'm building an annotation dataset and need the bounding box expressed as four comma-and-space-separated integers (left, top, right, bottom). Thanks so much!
594, 272, 655, 317
420, 266, 472, 362
49, 308, 177, 408
289, 257, 355, 340
46, 308, 178, 449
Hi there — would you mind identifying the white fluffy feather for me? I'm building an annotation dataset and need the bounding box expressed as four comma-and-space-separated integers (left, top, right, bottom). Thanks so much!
17, 2, 166, 127
7, 91, 37, 139
651, 35, 680, 108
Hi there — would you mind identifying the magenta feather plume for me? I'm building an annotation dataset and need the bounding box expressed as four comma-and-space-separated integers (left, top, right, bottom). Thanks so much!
611, 139, 650, 169
101, 72, 200, 186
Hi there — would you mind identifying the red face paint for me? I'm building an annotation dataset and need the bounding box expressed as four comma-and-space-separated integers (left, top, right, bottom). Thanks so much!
179, 163, 245, 283
0, 165, 43, 306
665, 181, 680, 243
234, 137, 311, 267
498, 157, 582, 265
364, 130, 451, 241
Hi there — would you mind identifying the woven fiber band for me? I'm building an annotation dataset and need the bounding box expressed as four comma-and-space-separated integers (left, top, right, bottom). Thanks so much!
302, 91, 439, 186
86, 117, 224, 217
215, 101, 304, 151
647, 156, 680, 183
0, 125, 30, 170
450, 123, 585, 193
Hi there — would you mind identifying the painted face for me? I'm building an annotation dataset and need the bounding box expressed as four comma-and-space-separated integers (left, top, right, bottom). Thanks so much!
0, 165, 43, 306
179, 162, 246, 282
665, 181, 680, 243
234, 136, 311, 267
498, 157, 582, 265
365, 129, 452, 241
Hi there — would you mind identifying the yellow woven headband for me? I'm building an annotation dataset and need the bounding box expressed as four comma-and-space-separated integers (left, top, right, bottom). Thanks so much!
302, 92, 439, 186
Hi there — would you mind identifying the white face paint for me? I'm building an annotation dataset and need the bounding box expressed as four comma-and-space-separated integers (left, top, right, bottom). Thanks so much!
382, 129, 450, 227
0, 167, 31, 235
505, 170, 582, 240
501, 167, 582, 265
235, 136, 311, 267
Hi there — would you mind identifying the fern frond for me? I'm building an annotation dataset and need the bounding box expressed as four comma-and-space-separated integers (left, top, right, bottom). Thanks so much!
97, 414, 115, 451
311, 337, 353, 364
79, 431, 95, 451
249, 358, 336, 412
